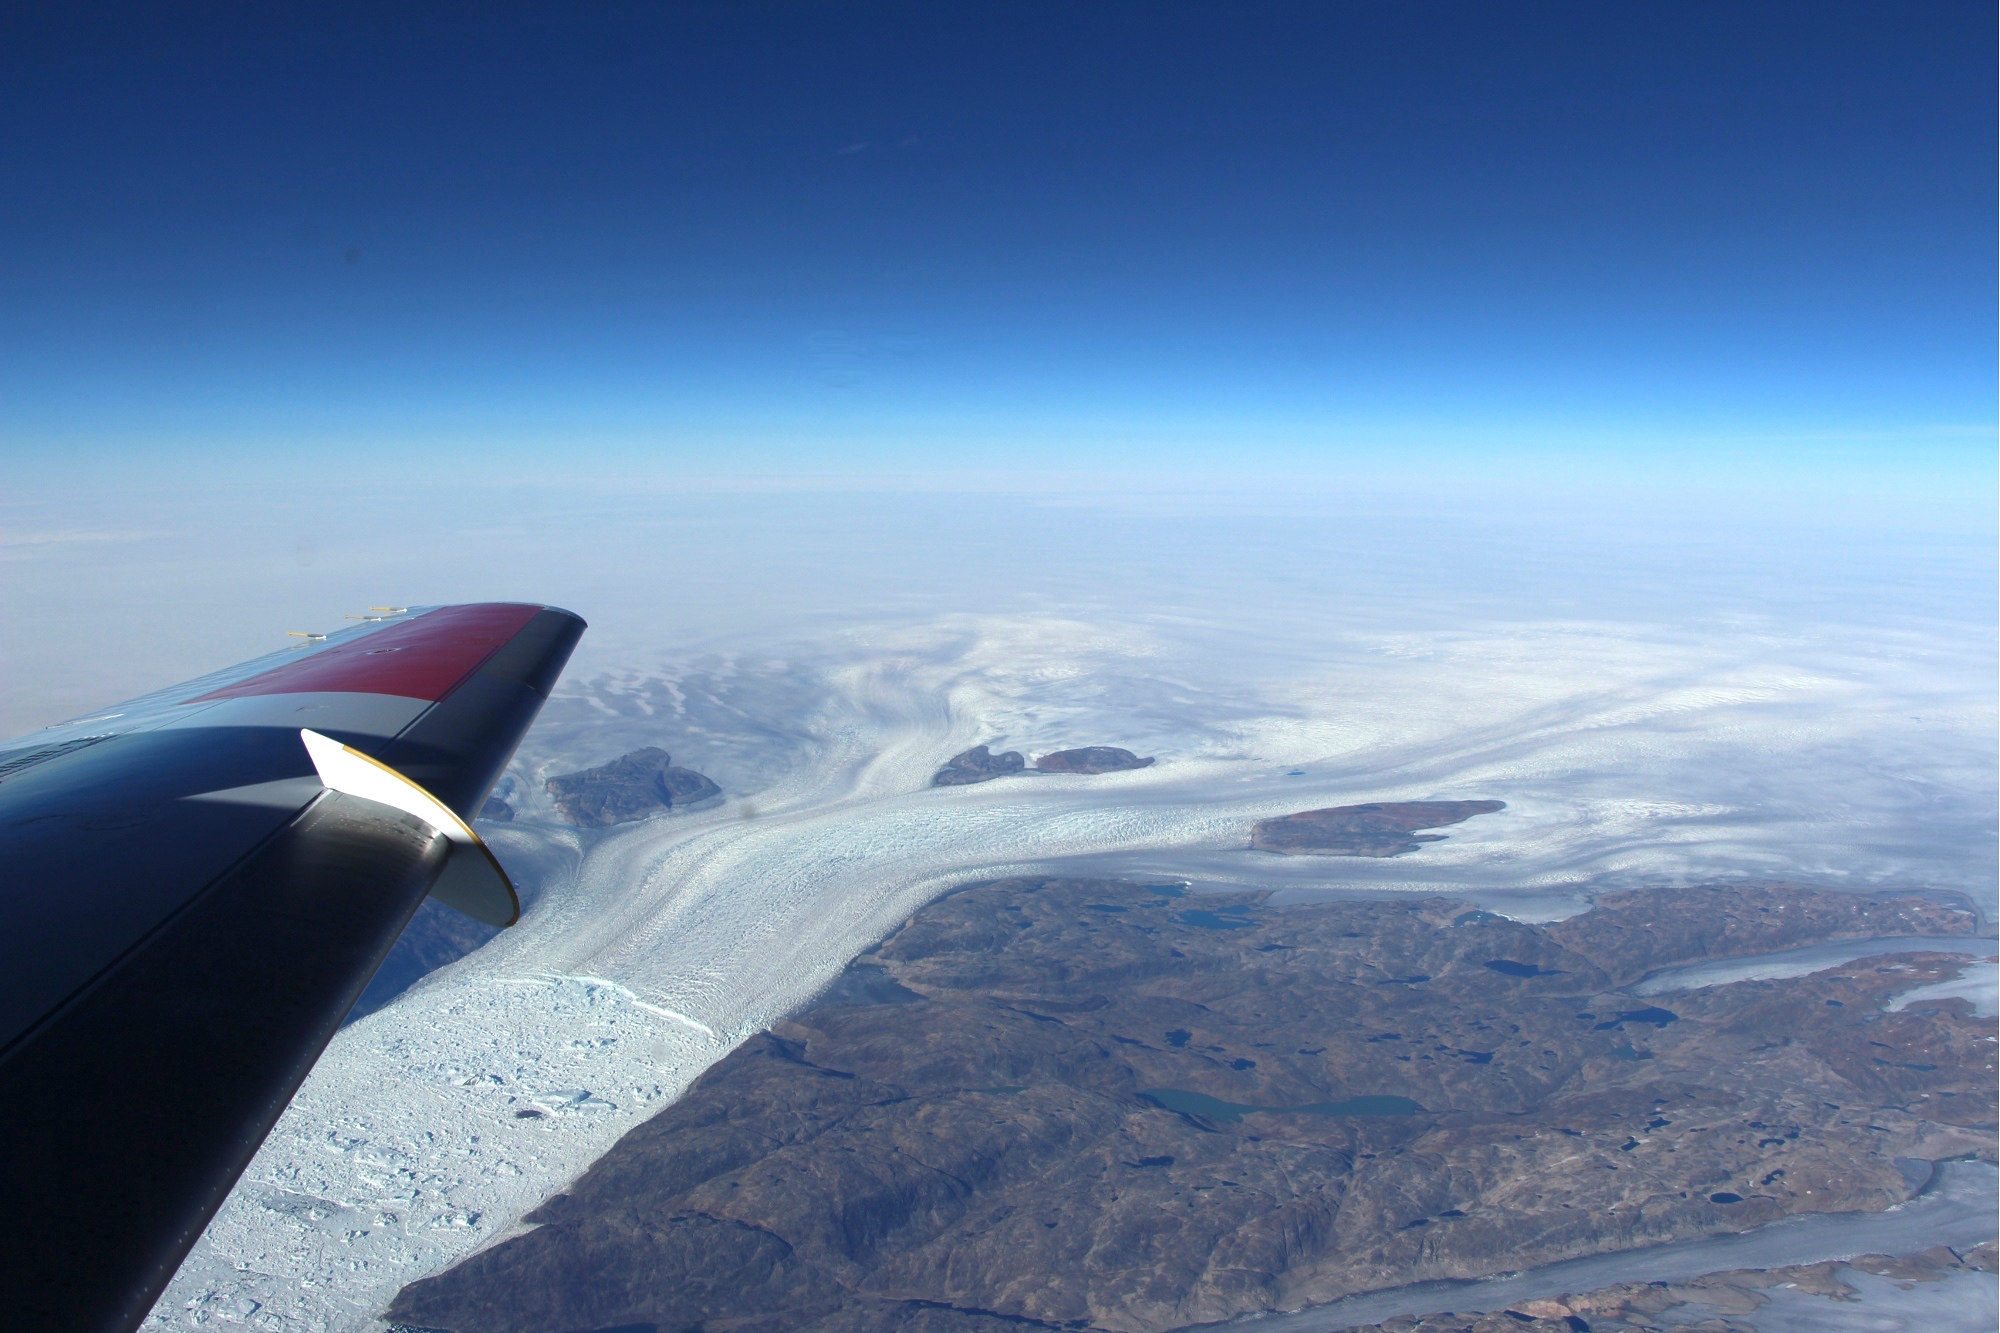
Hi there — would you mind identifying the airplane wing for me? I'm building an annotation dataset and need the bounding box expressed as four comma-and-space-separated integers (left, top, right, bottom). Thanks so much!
0, 602, 586, 1333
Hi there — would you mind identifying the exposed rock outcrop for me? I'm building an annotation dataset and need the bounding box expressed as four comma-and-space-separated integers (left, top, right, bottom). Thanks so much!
931, 745, 1026, 787
544, 747, 722, 827
933, 745, 1157, 786
1035, 746, 1154, 774
1252, 800, 1504, 856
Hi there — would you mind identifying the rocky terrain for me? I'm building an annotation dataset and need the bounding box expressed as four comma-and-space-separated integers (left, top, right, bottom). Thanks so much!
1253, 801, 1505, 856
1327, 1241, 1998, 1332
1037, 746, 1155, 774
933, 745, 1155, 786
544, 746, 722, 826
932, 745, 1027, 786
387, 878, 1990, 1333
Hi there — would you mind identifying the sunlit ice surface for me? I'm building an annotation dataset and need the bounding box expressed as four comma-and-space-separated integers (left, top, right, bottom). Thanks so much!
7, 477, 1988, 1331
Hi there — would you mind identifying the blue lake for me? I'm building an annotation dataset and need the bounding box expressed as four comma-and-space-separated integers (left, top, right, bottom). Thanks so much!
1176, 908, 1256, 930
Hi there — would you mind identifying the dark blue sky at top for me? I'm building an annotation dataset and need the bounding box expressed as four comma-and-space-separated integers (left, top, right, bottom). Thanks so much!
2, 2, 1992, 474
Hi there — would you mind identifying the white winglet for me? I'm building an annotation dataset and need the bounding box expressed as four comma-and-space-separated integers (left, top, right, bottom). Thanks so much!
299, 728, 520, 927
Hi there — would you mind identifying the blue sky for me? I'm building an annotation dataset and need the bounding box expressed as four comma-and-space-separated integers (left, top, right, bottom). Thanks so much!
1, 2, 1992, 487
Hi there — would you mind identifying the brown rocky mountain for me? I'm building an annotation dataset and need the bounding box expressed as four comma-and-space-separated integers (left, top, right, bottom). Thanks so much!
932, 745, 1027, 787
544, 747, 722, 826
1543, 880, 1967, 984
387, 877, 1990, 1333
1252, 801, 1505, 856
1037, 746, 1155, 774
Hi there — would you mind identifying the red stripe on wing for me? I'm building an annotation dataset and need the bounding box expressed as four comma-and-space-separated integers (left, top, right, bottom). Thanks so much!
185, 604, 545, 704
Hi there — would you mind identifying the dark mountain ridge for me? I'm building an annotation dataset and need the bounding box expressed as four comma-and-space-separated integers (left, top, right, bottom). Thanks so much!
388, 878, 1989, 1333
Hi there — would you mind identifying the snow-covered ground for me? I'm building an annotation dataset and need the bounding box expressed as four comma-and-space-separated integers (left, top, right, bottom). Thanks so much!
144, 598, 1997, 1330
